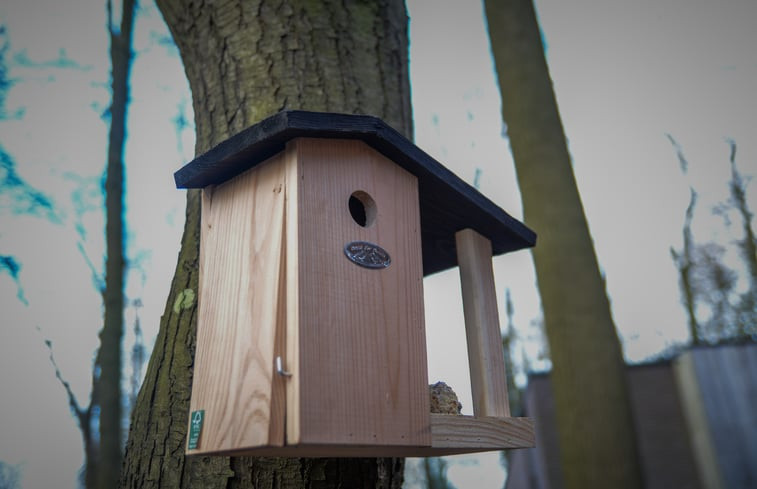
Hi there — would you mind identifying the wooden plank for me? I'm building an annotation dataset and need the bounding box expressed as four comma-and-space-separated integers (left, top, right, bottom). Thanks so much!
187, 414, 534, 457
269, 173, 289, 445
710, 345, 757, 487
283, 142, 301, 445
430, 414, 534, 449
174, 110, 536, 276
684, 345, 757, 489
673, 351, 724, 489
292, 138, 431, 447
455, 228, 510, 417
187, 153, 288, 454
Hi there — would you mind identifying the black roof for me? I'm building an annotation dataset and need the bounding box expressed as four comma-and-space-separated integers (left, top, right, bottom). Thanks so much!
175, 110, 535, 276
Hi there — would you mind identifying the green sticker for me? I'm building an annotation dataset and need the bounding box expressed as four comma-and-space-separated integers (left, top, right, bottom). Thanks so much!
188, 410, 204, 450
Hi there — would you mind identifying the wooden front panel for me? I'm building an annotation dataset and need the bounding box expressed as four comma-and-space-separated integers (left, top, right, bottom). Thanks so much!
289, 138, 430, 447
188, 153, 288, 454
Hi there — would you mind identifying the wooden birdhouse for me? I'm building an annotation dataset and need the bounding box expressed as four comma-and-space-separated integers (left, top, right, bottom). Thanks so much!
175, 111, 537, 457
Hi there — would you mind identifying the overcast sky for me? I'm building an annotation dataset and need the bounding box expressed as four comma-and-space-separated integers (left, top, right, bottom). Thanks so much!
1, 0, 756, 487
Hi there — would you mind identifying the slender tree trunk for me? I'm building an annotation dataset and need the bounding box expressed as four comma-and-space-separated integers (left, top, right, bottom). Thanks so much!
667, 136, 701, 344
484, 1, 643, 488
422, 458, 452, 489
672, 189, 701, 345
727, 142, 757, 287
81, 405, 97, 489
120, 2, 411, 487
100, 1, 136, 488
727, 141, 757, 336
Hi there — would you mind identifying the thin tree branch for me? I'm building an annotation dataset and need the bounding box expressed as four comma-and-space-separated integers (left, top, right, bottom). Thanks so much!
76, 241, 105, 294
42, 333, 88, 427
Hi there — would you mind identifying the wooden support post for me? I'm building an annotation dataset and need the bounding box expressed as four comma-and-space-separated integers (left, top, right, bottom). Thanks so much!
455, 228, 510, 417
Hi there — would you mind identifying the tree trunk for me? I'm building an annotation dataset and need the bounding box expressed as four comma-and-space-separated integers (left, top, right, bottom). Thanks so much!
100, 0, 136, 488
675, 189, 701, 345
120, 1, 411, 487
727, 141, 757, 336
484, 1, 643, 488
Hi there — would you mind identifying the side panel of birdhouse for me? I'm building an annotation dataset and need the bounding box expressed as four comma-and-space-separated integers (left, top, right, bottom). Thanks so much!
287, 138, 431, 447
187, 153, 289, 454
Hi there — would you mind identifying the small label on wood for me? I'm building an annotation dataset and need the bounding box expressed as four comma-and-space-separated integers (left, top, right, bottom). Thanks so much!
188, 410, 204, 450
344, 241, 391, 269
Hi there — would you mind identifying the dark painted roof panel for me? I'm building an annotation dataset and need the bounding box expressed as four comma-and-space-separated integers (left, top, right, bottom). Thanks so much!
174, 110, 536, 275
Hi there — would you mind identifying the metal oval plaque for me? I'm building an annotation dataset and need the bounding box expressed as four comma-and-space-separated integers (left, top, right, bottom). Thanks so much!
344, 241, 391, 269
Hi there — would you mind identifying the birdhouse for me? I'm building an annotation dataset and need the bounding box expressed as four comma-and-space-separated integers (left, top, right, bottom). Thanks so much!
175, 111, 536, 457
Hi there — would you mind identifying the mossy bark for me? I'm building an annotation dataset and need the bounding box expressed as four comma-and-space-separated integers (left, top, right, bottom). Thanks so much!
158, 0, 412, 151
120, 1, 411, 487
484, 1, 643, 488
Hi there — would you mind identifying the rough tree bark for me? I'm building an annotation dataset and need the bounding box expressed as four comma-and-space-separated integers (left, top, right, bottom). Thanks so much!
484, 1, 643, 488
120, 1, 411, 487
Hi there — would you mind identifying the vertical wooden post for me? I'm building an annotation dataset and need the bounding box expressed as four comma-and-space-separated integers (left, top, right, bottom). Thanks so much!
456, 228, 510, 417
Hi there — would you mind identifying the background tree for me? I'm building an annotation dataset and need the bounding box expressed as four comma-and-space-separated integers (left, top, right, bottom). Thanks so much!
670, 136, 757, 343
44, 0, 136, 487
723, 140, 757, 336
0, 461, 21, 489
98, 0, 136, 487
421, 458, 455, 489
0, 24, 58, 299
502, 289, 523, 416
2, 0, 138, 486
484, 1, 643, 488
121, 1, 411, 487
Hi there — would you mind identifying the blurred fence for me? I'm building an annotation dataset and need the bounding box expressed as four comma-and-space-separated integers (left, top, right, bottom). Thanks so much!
507, 342, 756, 489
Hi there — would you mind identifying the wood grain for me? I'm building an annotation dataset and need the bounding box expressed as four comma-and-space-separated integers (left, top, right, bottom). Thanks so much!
291, 137, 431, 447
455, 228, 511, 417
188, 414, 534, 457
283, 142, 301, 444
430, 414, 534, 449
187, 139, 534, 457
188, 153, 288, 454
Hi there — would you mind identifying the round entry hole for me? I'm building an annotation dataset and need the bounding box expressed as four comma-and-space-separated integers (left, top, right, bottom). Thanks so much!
349, 191, 376, 227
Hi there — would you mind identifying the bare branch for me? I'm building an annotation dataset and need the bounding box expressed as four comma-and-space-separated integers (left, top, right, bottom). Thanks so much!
42, 333, 89, 429
107, 0, 114, 37
666, 133, 689, 174
76, 241, 105, 293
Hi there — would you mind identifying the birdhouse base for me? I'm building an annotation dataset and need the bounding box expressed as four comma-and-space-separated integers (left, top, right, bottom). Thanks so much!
188, 414, 534, 458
